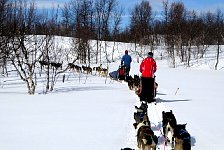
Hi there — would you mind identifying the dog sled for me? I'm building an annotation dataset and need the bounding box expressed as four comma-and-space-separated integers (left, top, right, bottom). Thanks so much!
109, 65, 126, 81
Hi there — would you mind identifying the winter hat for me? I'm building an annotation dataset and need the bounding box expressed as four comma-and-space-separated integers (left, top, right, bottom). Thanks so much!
148, 52, 153, 57
125, 50, 128, 54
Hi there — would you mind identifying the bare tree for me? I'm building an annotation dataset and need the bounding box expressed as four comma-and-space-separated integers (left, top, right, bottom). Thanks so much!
214, 9, 224, 70
171, 2, 186, 62
37, 5, 70, 93
64, 0, 94, 64
162, 0, 176, 67
130, 0, 152, 52
7, 1, 45, 94
61, 3, 73, 36
0, 0, 11, 75
94, 0, 117, 63
183, 10, 200, 66
111, 6, 122, 62
162, 1, 187, 67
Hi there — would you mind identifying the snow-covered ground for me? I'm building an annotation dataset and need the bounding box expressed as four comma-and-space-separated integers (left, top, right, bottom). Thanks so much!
0, 41, 224, 150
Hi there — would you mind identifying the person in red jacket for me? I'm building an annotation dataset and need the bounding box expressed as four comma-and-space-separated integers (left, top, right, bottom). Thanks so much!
140, 52, 157, 77
136, 52, 157, 103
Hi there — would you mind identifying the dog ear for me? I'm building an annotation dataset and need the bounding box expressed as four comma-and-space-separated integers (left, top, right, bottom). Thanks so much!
170, 110, 173, 113
133, 123, 138, 129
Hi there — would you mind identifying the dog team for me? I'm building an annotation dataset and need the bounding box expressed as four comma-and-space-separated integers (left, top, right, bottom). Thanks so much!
68, 63, 108, 77
40, 51, 191, 150
121, 103, 191, 150
39, 60, 109, 77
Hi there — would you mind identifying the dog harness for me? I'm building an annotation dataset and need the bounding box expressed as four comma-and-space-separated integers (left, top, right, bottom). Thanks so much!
179, 129, 191, 140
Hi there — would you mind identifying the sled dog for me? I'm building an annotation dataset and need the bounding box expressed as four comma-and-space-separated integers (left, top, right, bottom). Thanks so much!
162, 110, 177, 147
133, 121, 158, 150
174, 124, 191, 150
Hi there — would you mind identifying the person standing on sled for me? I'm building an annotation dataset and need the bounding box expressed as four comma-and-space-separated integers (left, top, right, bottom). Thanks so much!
136, 52, 157, 103
121, 50, 132, 80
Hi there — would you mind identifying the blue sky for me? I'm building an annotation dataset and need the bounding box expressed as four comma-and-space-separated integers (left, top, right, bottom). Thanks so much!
32, 0, 224, 12
32, 0, 224, 27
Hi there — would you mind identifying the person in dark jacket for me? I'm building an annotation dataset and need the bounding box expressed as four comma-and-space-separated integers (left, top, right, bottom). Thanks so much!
121, 50, 132, 78
136, 52, 157, 103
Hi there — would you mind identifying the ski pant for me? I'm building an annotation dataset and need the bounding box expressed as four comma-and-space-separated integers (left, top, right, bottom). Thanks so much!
139, 77, 155, 103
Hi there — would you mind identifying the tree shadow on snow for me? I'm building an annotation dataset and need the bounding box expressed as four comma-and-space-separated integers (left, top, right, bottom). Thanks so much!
53, 85, 116, 94
0, 91, 27, 95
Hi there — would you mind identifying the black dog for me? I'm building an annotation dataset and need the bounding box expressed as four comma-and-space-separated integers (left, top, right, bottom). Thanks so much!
133, 74, 140, 91
174, 124, 191, 150
162, 110, 177, 147
134, 102, 148, 124
135, 102, 148, 113
126, 75, 134, 90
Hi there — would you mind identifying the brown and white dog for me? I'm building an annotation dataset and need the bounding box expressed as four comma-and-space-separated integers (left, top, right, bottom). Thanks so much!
82, 65, 92, 74
93, 64, 108, 77
133, 121, 158, 150
99, 68, 108, 77
93, 64, 102, 75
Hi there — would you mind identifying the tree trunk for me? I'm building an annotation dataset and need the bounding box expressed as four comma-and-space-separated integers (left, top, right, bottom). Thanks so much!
26, 77, 36, 95
215, 44, 220, 70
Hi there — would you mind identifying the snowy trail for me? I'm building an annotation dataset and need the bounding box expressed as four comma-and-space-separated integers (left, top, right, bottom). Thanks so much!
124, 87, 174, 150
0, 70, 179, 150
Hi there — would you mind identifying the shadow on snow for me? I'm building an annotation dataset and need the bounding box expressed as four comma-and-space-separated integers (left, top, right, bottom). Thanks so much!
156, 98, 191, 103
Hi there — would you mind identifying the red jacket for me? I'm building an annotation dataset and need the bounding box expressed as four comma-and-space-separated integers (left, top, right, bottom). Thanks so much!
140, 57, 157, 78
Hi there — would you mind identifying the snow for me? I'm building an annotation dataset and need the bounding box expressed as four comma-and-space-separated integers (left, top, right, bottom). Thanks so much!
0, 41, 224, 150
